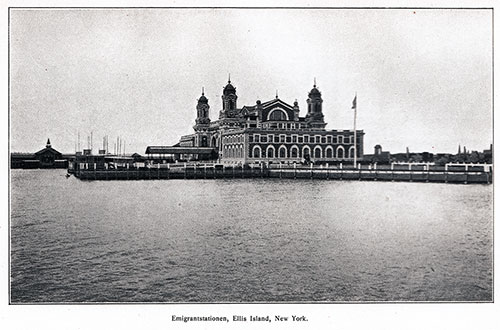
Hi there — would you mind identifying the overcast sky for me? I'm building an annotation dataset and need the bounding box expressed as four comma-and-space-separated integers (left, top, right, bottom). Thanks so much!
9, 8, 492, 154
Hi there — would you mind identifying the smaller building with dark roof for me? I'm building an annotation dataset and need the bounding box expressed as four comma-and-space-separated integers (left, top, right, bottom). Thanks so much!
11, 139, 69, 169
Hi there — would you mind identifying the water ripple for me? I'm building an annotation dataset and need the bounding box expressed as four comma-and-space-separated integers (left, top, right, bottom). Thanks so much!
10, 170, 493, 302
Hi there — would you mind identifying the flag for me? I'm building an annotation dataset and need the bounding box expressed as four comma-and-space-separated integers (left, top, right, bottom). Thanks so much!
351, 95, 357, 109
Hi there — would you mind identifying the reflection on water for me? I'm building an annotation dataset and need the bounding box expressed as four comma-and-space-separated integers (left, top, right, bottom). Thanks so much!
10, 169, 492, 302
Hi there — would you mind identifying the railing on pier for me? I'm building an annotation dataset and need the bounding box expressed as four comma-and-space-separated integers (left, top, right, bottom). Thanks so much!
71, 162, 492, 184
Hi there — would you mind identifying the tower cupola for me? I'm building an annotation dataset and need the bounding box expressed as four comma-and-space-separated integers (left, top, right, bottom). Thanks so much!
305, 79, 326, 129
221, 75, 238, 113
194, 87, 210, 131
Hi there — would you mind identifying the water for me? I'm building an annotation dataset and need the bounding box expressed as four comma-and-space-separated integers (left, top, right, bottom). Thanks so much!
10, 169, 493, 302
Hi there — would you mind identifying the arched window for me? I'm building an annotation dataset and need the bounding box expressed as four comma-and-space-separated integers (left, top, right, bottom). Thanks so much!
337, 146, 345, 159
252, 146, 261, 158
349, 147, 355, 159
267, 146, 275, 158
279, 146, 287, 158
291, 146, 299, 158
314, 146, 322, 159
268, 109, 288, 121
325, 147, 333, 158
302, 146, 311, 159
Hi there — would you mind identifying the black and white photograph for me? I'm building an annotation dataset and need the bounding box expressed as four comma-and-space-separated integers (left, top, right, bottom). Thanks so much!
3, 2, 498, 329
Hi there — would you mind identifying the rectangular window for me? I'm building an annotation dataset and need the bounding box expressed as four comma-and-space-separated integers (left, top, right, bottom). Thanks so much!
292, 135, 297, 143
350, 136, 354, 144
268, 134, 273, 142
280, 134, 286, 143
304, 135, 309, 143
286, 136, 292, 143
327, 136, 332, 144
261, 136, 267, 143
298, 136, 304, 143
321, 137, 326, 144
255, 134, 260, 143
249, 135, 254, 143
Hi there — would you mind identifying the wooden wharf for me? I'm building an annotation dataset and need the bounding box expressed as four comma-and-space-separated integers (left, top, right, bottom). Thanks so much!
71, 163, 492, 184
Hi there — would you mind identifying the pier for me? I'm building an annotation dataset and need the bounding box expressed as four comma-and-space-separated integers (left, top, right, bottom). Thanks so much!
71, 163, 492, 184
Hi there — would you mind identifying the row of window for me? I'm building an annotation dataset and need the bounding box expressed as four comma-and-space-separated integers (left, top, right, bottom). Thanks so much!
222, 133, 359, 147
223, 145, 244, 159
260, 122, 302, 130
249, 134, 354, 144
249, 145, 355, 159
222, 134, 244, 144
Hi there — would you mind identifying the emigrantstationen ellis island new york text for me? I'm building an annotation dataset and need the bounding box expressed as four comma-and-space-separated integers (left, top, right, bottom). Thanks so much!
12, 77, 492, 183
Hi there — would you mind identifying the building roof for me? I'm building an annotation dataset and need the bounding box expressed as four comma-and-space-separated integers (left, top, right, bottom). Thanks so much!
241, 98, 294, 113
198, 88, 208, 103
34, 146, 62, 156
223, 80, 236, 94
145, 146, 216, 154
11, 153, 36, 159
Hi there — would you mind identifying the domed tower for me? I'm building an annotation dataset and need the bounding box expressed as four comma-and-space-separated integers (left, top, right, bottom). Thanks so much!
194, 88, 210, 132
220, 76, 238, 118
305, 79, 326, 129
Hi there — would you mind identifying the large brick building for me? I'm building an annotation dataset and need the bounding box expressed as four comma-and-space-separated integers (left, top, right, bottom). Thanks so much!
178, 79, 364, 165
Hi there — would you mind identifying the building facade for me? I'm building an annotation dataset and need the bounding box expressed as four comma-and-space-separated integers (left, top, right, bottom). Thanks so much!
11, 139, 68, 169
179, 79, 364, 165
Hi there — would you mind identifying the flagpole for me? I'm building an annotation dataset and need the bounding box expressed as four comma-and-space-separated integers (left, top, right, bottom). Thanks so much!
353, 92, 357, 168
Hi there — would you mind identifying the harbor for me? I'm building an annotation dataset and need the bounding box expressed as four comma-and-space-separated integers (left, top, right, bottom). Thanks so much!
10, 169, 493, 302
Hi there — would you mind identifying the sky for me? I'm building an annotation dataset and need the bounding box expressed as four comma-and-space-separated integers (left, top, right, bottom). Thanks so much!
9, 8, 492, 154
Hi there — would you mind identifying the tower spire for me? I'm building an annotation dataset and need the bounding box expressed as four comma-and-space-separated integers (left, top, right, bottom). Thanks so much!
314, 77, 317, 87
228, 73, 231, 83
202, 86, 204, 96
276, 90, 278, 99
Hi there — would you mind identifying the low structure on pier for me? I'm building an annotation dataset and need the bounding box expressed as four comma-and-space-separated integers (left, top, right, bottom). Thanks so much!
144, 146, 217, 162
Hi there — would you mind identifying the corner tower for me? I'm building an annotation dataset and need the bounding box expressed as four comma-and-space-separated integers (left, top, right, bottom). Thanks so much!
194, 88, 210, 132
220, 76, 238, 119
305, 80, 326, 129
